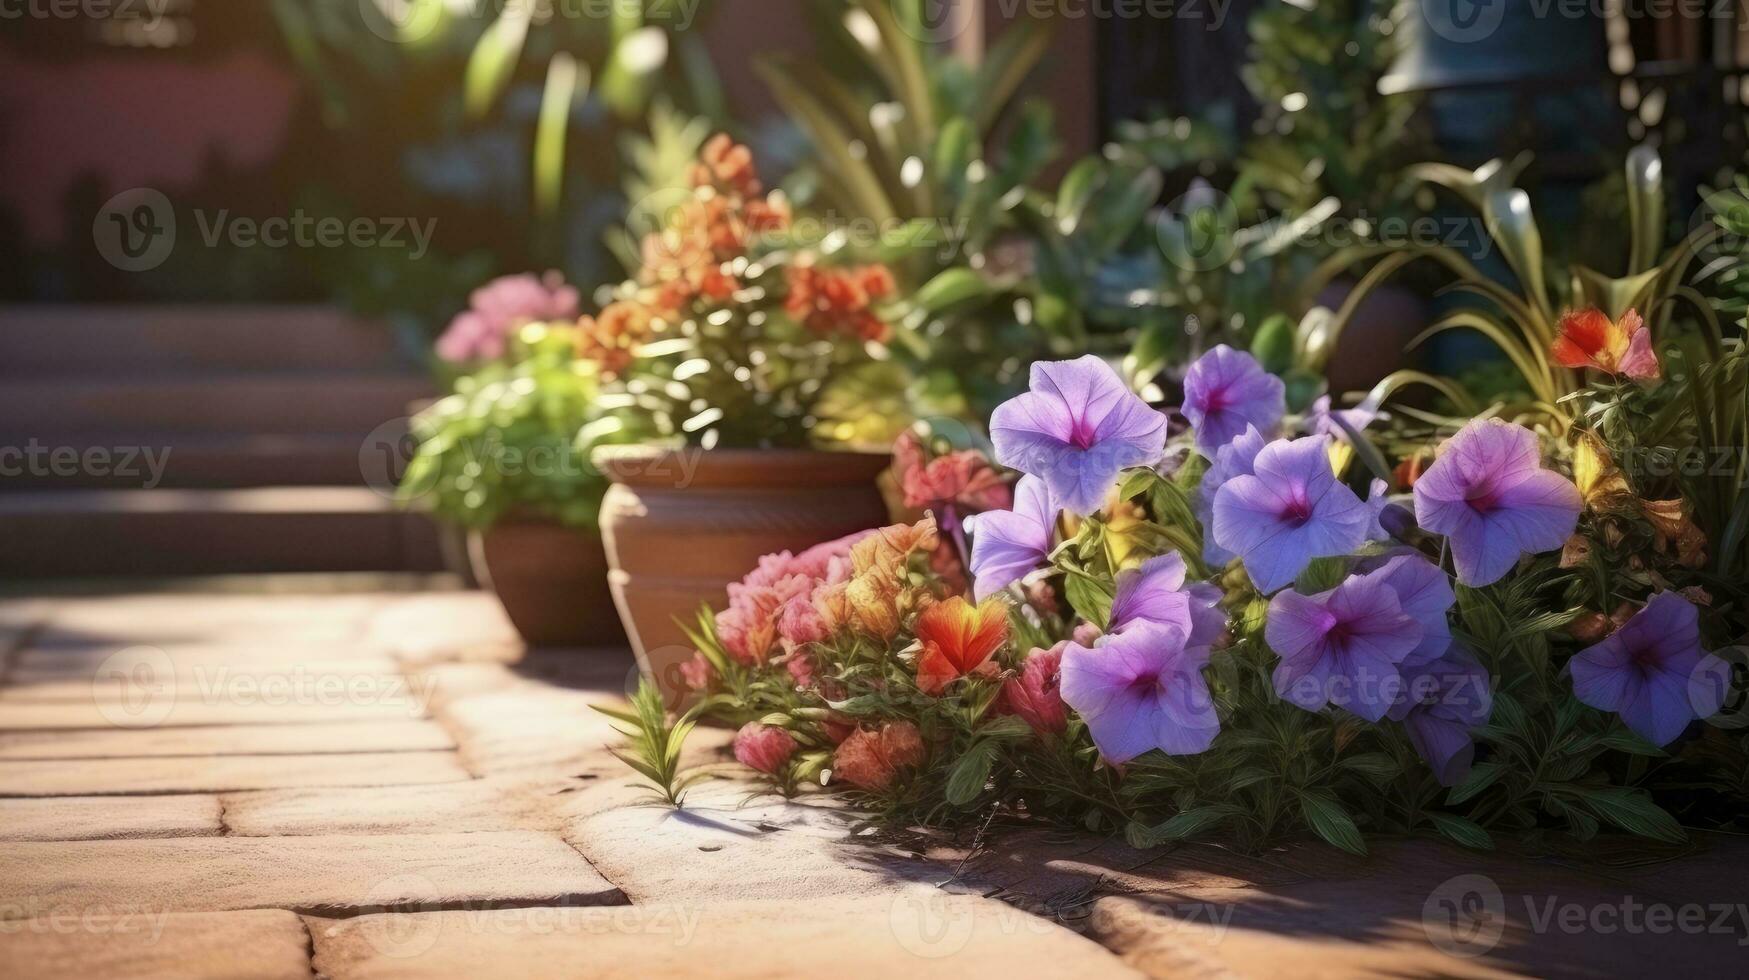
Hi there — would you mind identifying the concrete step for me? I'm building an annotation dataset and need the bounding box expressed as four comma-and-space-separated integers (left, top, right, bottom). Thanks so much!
0, 488, 444, 577
0, 433, 381, 489
0, 305, 405, 376
0, 375, 431, 437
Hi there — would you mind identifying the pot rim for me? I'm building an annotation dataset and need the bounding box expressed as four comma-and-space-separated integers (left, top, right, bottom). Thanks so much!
592, 444, 891, 489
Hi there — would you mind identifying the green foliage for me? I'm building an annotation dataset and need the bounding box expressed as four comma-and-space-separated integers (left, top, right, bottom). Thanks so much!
400, 325, 637, 529
593, 679, 710, 808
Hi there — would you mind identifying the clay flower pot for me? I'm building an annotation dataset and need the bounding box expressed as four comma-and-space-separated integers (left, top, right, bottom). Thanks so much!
594, 446, 891, 703
468, 520, 624, 648
1315, 280, 1429, 395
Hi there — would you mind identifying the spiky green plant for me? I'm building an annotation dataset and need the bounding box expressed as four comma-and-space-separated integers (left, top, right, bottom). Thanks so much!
593, 679, 709, 808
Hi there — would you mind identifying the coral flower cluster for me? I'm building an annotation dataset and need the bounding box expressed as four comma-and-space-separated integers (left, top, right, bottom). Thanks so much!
436, 271, 581, 364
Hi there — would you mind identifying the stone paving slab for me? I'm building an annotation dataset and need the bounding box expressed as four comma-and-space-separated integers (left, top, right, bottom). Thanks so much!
0, 832, 625, 917
0, 909, 312, 980
221, 776, 581, 836
9, 647, 397, 680
1, 659, 406, 698
0, 697, 428, 730
0, 794, 222, 841
0, 719, 455, 760
365, 593, 521, 665
564, 774, 936, 904
0, 750, 470, 796
306, 896, 1142, 980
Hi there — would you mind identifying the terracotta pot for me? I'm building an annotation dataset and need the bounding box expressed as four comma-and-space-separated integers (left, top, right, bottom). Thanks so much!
468, 521, 624, 648
595, 447, 891, 704
1315, 280, 1429, 395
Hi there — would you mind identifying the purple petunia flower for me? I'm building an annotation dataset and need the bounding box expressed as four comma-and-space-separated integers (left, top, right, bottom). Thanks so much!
1388, 647, 1493, 787
1107, 553, 1227, 653
1412, 418, 1583, 587
1060, 623, 1220, 762
1266, 573, 1423, 722
1197, 424, 1267, 567
1357, 551, 1455, 665
967, 476, 1055, 601
1212, 435, 1370, 594
991, 356, 1167, 517
1569, 591, 1728, 746
1305, 393, 1385, 441
1182, 345, 1286, 453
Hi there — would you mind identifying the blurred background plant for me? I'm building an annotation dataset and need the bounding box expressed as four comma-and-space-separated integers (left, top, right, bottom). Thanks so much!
401, 320, 634, 530
272, 0, 726, 346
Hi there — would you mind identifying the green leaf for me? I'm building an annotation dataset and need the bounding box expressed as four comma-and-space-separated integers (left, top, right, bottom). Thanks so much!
945, 740, 998, 806
1446, 761, 1506, 805
1426, 812, 1494, 850
464, 4, 531, 118
912, 268, 992, 312
1339, 753, 1400, 783
1150, 805, 1239, 842
533, 54, 586, 218
1596, 731, 1668, 757
1063, 573, 1115, 630
1576, 788, 1687, 843
1296, 791, 1367, 855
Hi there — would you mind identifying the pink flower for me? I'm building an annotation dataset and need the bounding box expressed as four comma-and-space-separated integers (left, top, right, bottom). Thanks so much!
435, 271, 580, 363
832, 721, 926, 791
778, 593, 829, 648
1002, 644, 1068, 735
733, 723, 798, 775
893, 432, 1013, 514
679, 652, 714, 691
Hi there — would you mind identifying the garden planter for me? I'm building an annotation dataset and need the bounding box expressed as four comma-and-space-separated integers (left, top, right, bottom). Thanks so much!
468, 521, 624, 648
1315, 280, 1428, 396
595, 446, 891, 703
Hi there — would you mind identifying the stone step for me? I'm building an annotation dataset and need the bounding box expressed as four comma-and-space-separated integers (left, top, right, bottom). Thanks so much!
0, 488, 445, 576
0, 375, 430, 437
0, 305, 402, 376
0, 751, 469, 795
0, 433, 377, 489
0, 832, 625, 917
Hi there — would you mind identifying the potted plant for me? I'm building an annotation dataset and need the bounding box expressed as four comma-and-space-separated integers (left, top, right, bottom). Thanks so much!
583, 135, 898, 698
401, 322, 629, 647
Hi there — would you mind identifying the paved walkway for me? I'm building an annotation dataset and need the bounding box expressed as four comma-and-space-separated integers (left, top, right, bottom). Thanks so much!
0, 591, 1744, 978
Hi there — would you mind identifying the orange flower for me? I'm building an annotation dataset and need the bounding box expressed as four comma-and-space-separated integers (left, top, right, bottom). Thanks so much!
850, 517, 939, 579
832, 721, 926, 792
785, 264, 897, 343
692, 133, 763, 200
845, 567, 903, 641
1552, 308, 1660, 380
913, 596, 1009, 696
575, 301, 655, 375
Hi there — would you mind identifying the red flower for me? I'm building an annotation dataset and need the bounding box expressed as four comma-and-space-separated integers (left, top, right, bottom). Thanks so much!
733, 722, 798, 775
1552, 308, 1660, 380
1001, 643, 1068, 736
784, 264, 897, 342
831, 721, 926, 791
913, 596, 1009, 696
